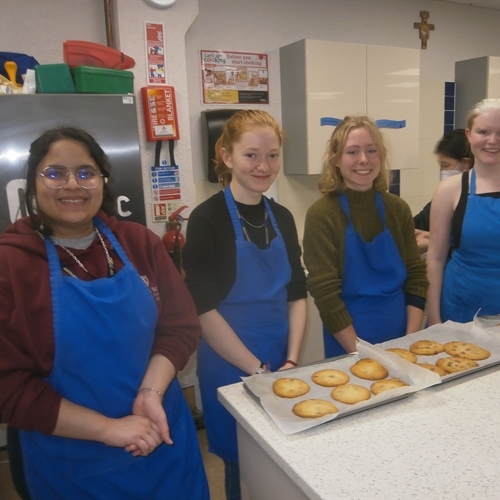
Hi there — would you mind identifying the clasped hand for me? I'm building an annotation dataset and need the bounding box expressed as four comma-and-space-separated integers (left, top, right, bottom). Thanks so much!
102, 390, 172, 457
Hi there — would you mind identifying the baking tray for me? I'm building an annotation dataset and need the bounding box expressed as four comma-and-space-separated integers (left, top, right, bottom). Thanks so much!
243, 340, 440, 435
378, 320, 500, 383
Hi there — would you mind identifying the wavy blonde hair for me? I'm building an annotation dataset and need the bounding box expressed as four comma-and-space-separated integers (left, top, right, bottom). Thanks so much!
318, 115, 390, 195
214, 110, 283, 186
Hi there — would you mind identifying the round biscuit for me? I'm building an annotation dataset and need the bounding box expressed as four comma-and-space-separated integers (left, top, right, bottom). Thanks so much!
350, 358, 388, 380
409, 340, 444, 356
312, 369, 350, 387
292, 399, 339, 418
331, 384, 371, 404
370, 378, 407, 395
272, 377, 310, 398
436, 356, 479, 374
443, 341, 490, 360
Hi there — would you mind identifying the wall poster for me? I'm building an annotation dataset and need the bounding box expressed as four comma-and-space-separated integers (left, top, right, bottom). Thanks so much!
200, 50, 269, 104
145, 22, 167, 85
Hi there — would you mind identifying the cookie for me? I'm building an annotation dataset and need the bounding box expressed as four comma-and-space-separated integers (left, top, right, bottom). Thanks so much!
386, 347, 417, 364
416, 363, 447, 377
409, 340, 444, 356
436, 356, 479, 374
370, 378, 408, 395
331, 384, 371, 404
443, 341, 491, 360
350, 358, 388, 380
272, 377, 310, 398
292, 399, 339, 418
312, 369, 350, 387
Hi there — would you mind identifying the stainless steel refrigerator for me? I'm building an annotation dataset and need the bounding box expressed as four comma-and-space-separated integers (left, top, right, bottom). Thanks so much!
0, 94, 146, 233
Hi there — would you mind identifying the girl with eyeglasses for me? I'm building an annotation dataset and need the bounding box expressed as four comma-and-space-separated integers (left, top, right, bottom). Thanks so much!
0, 127, 209, 500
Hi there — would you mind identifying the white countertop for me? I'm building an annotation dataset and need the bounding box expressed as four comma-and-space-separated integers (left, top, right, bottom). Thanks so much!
218, 365, 500, 500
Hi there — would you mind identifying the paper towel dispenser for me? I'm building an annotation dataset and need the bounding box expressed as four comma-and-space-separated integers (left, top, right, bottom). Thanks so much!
201, 109, 239, 183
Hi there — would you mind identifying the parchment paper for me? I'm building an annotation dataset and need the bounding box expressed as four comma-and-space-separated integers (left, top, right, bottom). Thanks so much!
378, 320, 500, 382
243, 339, 441, 435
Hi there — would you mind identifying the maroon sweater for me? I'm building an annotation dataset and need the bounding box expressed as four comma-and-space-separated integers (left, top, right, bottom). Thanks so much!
0, 212, 201, 434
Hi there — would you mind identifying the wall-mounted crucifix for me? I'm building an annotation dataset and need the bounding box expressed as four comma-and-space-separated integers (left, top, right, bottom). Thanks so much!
414, 10, 435, 49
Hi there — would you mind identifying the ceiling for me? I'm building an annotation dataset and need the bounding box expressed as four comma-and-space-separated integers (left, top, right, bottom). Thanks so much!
437, 0, 500, 9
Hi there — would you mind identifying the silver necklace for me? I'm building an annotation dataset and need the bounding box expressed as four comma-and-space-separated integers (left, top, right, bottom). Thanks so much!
234, 206, 269, 247
50, 228, 115, 278
239, 210, 268, 229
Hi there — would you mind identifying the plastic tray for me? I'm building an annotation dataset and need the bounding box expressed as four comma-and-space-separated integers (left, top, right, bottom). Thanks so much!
71, 66, 134, 94
35, 63, 75, 93
63, 40, 135, 70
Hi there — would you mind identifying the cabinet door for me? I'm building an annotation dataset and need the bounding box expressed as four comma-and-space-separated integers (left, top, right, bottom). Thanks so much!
367, 45, 420, 170
487, 56, 500, 98
306, 40, 366, 175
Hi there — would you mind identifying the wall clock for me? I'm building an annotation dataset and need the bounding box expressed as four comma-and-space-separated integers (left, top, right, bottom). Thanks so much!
144, 0, 178, 8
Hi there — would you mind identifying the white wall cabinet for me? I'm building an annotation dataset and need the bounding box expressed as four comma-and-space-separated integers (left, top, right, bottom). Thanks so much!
280, 39, 420, 175
455, 56, 500, 128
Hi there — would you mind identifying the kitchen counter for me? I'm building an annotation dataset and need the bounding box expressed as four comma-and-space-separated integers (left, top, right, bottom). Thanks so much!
218, 365, 500, 499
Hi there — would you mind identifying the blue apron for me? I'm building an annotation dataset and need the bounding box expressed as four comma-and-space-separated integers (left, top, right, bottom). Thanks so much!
19, 217, 208, 500
197, 187, 291, 462
442, 169, 500, 322
323, 192, 407, 357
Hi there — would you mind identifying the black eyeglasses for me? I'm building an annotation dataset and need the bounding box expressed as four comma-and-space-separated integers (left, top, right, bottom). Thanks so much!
38, 166, 105, 190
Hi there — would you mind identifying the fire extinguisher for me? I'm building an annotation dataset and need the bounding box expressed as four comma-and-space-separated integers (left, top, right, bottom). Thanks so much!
162, 205, 188, 274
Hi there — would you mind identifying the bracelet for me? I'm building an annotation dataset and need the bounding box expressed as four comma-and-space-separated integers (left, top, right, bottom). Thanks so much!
255, 361, 272, 374
255, 362, 265, 374
281, 359, 298, 368
138, 387, 163, 399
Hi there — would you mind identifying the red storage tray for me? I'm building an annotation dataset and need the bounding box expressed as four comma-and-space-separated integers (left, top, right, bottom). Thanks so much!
63, 40, 135, 70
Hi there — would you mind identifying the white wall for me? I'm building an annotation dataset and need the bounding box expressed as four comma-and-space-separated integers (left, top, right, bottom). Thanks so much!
4, 0, 500, 223
187, 0, 500, 225
186, 0, 500, 363
3, 0, 500, 386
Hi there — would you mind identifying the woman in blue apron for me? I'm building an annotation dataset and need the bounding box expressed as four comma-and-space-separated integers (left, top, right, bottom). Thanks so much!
183, 110, 307, 500
304, 116, 428, 357
428, 98, 500, 325
413, 128, 473, 254
0, 127, 208, 500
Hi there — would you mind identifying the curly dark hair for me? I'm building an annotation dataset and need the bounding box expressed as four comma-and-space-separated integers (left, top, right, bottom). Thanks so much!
24, 126, 115, 235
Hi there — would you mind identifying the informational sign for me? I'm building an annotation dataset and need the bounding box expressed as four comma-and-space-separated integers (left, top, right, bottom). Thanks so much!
141, 86, 180, 142
145, 22, 167, 85
151, 162, 181, 222
200, 50, 269, 104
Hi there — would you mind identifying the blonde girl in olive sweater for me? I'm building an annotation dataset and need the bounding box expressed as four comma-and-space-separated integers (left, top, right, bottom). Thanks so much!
303, 115, 428, 357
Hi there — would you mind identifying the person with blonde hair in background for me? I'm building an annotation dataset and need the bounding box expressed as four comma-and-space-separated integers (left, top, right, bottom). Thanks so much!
427, 98, 500, 324
183, 110, 307, 500
304, 115, 428, 358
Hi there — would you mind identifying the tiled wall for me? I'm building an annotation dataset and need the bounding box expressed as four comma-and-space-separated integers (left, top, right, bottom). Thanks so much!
444, 82, 456, 134
401, 79, 445, 217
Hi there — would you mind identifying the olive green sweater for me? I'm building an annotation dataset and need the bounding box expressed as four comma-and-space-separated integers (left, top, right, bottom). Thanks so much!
303, 188, 428, 335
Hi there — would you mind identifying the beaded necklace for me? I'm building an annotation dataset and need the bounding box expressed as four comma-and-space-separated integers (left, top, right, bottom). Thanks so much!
39, 228, 115, 279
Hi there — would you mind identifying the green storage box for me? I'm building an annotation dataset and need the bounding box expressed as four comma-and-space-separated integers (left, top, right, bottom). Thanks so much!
35, 63, 76, 93
70, 66, 134, 94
